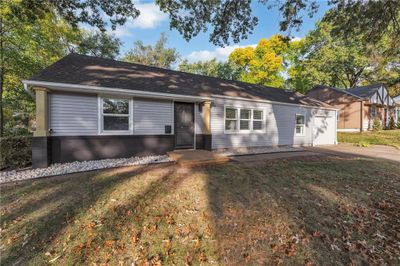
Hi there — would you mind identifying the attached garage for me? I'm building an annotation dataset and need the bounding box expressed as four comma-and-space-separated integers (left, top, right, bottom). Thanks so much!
313, 113, 336, 145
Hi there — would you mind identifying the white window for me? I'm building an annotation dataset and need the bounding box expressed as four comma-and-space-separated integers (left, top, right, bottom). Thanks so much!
224, 107, 265, 133
100, 97, 132, 134
240, 109, 251, 130
225, 107, 238, 131
252, 110, 263, 130
295, 114, 305, 136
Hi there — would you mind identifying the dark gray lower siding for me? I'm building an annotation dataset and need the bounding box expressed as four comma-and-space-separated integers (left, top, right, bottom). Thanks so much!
32, 137, 51, 168
50, 135, 175, 164
195, 134, 212, 150
32, 134, 214, 168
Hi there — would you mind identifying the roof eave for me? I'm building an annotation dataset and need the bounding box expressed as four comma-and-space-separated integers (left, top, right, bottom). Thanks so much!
22, 79, 213, 102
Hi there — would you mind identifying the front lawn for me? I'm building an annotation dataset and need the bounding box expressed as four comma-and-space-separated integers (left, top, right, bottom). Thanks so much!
1, 157, 399, 265
338, 130, 400, 148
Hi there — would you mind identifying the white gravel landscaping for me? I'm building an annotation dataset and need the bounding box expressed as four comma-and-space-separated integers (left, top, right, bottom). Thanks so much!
0, 155, 171, 184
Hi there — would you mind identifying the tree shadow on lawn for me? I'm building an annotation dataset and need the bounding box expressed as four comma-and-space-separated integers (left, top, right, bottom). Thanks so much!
204, 156, 400, 265
0, 164, 173, 265
1, 157, 399, 265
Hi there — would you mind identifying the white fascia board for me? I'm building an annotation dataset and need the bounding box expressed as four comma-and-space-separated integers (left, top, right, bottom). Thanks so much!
211, 94, 339, 111
22, 80, 212, 102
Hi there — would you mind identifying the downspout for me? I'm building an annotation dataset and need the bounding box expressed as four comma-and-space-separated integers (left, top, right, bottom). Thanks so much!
335, 110, 338, 145
24, 83, 35, 99
360, 100, 364, 132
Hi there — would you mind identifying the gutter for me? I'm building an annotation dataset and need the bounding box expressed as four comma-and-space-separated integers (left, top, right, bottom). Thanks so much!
22, 80, 213, 102
23, 82, 35, 99
211, 94, 339, 111
23, 79, 339, 111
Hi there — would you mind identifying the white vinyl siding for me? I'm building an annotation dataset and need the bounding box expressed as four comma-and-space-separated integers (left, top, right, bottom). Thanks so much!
211, 98, 335, 149
49, 93, 98, 136
50, 93, 174, 136
133, 98, 173, 135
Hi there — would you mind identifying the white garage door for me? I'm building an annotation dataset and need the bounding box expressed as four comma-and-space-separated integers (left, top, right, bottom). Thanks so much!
313, 116, 335, 145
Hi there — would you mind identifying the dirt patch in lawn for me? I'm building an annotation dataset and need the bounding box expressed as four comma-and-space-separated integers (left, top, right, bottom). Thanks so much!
1, 157, 399, 265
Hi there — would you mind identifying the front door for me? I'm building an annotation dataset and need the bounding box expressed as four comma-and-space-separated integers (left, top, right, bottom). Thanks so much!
174, 102, 194, 149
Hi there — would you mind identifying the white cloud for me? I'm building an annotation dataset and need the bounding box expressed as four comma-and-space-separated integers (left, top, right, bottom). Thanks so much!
291, 36, 302, 42
132, 2, 168, 29
186, 44, 257, 62
112, 2, 168, 37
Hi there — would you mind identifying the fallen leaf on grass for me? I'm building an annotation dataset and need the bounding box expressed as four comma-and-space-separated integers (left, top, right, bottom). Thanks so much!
198, 251, 207, 262
243, 253, 251, 262
48, 254, 61, 263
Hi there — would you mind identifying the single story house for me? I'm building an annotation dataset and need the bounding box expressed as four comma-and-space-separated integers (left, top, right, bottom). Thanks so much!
23, 54, 338, 168
306, 84, 397, 132
394, 95, 400, 121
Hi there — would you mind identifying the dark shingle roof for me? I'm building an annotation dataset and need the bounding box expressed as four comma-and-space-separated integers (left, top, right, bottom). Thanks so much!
346, 84, 383, 98
311, 85, 364, 100
28, 53, 331, 108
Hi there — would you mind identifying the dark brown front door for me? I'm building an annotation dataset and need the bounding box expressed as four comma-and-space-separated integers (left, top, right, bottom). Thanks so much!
174, 102, 194, 149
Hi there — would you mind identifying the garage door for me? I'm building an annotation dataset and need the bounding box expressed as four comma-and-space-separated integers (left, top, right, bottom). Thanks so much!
313, 116, 335, 145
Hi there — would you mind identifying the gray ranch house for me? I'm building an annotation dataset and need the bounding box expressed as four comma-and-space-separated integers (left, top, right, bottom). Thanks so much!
23, 54, 338, 168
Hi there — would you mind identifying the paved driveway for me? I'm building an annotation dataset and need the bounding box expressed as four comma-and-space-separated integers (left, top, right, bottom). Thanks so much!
306, 143, 400, 163
231, 143, 400, 164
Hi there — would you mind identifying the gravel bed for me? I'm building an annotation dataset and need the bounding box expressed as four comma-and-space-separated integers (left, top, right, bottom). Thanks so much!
219, 146, 305, 156
0, 155, 171, 184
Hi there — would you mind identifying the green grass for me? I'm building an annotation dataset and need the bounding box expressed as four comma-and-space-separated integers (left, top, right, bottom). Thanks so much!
1, 157, 399, 265
338, 130, 400, 148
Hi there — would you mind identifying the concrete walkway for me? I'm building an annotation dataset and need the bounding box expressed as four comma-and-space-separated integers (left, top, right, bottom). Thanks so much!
306, 143, 400, 163
231, 151, 322, 163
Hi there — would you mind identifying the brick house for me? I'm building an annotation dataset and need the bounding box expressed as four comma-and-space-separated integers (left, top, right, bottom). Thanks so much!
306, 84, 397, 132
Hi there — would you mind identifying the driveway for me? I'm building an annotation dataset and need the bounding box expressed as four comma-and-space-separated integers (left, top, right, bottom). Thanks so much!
231, 143, 400, 164
306, 143, 400, 163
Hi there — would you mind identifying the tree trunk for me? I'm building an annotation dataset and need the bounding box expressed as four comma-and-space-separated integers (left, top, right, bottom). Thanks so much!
0, 15, 4, 137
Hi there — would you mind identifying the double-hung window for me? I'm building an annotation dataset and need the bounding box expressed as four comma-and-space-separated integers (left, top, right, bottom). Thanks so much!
295, 114, 305, 136
225, 107, 265, 133
240, 109, 251, 130
100, 97, 132, 133
252, 110, 263, 130
371, 105, 377, 117
225, 107, 238, 131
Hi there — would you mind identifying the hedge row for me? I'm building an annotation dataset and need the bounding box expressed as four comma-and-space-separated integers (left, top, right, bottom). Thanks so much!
0, 136, 32, 170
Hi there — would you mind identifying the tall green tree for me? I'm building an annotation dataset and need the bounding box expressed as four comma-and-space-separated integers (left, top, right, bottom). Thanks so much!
288, 21, 399, 93
178, 59, 240, 80
0, 1, 122, 136
228, 35, 289, 88
123, 33, 179, 69
9, 1, 399, 48
0, 2, 79, 136
75, 31, 121, 59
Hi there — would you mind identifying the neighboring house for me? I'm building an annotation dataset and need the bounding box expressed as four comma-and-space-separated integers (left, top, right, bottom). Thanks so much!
394, 95, 400, 122
23, 54, 337, 168
306, 84, 397, 132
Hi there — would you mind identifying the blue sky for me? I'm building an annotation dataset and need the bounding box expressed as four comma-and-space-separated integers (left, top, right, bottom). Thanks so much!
106, 1, 331, 62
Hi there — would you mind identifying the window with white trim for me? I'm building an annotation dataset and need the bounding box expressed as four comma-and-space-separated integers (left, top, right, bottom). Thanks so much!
295, 114, 305, 136
225, 107, 238, 131
252, 110, 263, 130
224, 107, 265, 133
240, 109, 251, 130
100, 97, 132, 133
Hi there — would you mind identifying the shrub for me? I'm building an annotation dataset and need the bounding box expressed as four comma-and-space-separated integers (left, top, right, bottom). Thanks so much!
387, 117, 396, 130
0, 136, 32, 170
357, 141, 370, 147
372, 118, 382, 131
